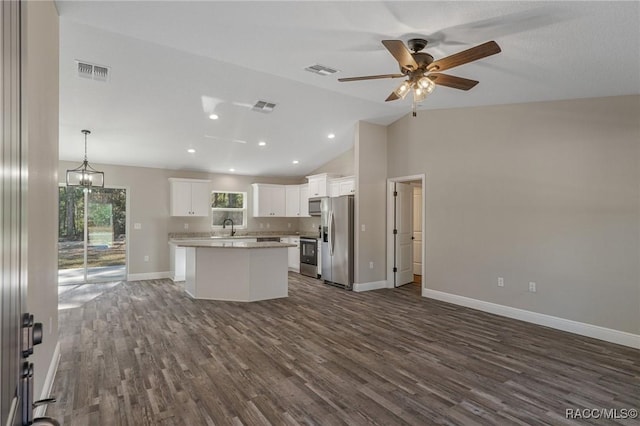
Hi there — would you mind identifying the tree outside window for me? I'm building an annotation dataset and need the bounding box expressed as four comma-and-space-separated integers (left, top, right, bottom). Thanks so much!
211, 191, 247, 228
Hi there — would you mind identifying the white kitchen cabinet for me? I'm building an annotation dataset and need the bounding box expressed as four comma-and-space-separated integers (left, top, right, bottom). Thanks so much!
252, 183, 286, 217
306, 173, 340, 198
299, 184, 310, 217
169, 178, 211, 217
285, 185, 301, 217
330, 176, 355, 197
287, 237, 300, 272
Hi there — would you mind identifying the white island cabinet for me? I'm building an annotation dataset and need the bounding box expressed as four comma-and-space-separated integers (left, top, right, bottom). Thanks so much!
169, 178, 211, 216
178, 240, 295, 302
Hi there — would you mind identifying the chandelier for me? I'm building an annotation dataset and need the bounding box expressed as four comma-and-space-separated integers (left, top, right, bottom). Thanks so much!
65, 129, 104, 190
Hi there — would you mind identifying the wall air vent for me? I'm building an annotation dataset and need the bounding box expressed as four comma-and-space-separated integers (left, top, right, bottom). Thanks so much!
304, 64, 339, 76
76, 60, 110, 82
251, 100, 277, 114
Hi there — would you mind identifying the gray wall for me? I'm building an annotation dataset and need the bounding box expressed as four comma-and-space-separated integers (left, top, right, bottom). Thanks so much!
58, 162, 301, 275
354, 122, 388, 285
24, 0, 59, 399
386, 95, 640, 334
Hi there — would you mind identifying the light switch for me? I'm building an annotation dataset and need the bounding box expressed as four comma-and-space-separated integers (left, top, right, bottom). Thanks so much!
133, 223, 141, 230
361, 224, 366, 232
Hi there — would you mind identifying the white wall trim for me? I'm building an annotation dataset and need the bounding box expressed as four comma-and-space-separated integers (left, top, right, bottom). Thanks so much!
353, 280, 387, 292
127, 271, 171, 281
423, 288, 640, 349
34, 341, 61, 417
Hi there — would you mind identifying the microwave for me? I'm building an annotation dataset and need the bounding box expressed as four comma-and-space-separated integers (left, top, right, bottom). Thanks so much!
308, 197, 323, 216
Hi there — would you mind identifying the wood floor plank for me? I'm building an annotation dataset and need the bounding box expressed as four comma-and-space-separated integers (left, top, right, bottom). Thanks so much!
48, 275, 640, 425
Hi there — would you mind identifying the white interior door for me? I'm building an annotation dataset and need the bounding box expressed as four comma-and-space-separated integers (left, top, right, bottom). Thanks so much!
413, 186, 422, 276
394, 182, 414, 287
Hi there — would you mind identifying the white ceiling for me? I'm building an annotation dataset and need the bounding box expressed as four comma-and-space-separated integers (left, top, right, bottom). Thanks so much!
56, 1, 640, 177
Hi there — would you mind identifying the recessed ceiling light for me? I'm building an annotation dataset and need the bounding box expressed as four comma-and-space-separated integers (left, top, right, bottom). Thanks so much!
209, 113, 219, 120
258, 141, 266, 146
229, 168, 235, 172
292, 160, 299, 165
327, 133, 335, 139
187, 148, 196, 153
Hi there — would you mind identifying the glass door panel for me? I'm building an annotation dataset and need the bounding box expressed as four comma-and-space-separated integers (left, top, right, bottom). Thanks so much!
58, 186, 86, 285
87, 188, 126, 282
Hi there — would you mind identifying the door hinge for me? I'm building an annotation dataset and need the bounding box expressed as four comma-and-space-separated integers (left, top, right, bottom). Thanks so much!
393, 229, 397, 235
393, 191, 398, 197
393, 267, 398, 273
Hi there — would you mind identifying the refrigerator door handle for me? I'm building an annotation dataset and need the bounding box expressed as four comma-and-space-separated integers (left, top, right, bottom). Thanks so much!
330, 210, 336, 256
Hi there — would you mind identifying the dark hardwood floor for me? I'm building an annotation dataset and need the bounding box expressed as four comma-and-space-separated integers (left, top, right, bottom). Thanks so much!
49, 274, 639, 425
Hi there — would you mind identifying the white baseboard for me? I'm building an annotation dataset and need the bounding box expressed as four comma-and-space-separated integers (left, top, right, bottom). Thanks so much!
127, 271, 171, 281
353, 280, 387, 292
422, 289, 640, 349
35, 341, 60, 417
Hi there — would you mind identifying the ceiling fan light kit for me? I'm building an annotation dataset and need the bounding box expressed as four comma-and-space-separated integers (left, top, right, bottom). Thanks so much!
339, 37, 501, 117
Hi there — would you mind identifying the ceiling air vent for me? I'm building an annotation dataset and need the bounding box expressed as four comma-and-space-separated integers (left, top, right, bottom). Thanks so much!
76, 60, 110, 82
251, 100, 277, 114
304, 64, 339, 76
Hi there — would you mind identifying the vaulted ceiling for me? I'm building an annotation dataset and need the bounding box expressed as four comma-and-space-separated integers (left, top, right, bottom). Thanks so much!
56, 1, 640, 176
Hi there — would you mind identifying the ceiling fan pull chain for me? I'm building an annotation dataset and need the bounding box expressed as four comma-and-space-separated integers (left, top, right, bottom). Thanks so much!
412, 100, 417, 117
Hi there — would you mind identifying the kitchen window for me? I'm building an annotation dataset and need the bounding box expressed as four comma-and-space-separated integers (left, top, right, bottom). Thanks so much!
211, 191, 247, 228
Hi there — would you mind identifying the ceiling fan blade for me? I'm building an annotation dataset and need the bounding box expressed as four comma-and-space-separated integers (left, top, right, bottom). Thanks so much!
382, 40, 419, 71
427, 41, 501, 72
385, 91, 400, 102
428, 73, 479, 91
338, 73, 404, 82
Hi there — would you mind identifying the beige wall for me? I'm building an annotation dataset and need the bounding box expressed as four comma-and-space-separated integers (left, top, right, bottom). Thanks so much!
308, 147, 354, 176
58, 162, 301, 275
387, 95, 640, 334
354, 122, 388, 285
24, 0, 59, 399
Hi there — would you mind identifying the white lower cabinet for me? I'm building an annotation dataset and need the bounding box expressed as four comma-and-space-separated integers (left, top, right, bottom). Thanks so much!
281, 237, 300, 272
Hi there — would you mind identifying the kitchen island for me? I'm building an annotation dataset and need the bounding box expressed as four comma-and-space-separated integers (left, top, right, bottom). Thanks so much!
176, 240, 296, 302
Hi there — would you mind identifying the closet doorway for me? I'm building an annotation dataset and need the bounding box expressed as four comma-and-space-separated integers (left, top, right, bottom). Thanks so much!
58, 186, 128, 284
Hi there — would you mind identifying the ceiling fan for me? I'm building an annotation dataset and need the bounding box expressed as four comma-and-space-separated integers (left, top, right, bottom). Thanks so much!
338, 38, 501, 116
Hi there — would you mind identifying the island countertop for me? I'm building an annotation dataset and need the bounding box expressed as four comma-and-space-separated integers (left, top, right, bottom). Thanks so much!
176, 241, 296, 249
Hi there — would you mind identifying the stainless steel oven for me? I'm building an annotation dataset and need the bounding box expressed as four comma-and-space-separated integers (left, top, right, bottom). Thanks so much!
300, 237, 318, 278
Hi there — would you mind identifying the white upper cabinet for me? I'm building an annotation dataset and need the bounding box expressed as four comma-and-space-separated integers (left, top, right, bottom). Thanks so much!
306, 173, 340, 198
285, 185, 301, 217
169, 178, 211, 217
329, 176, 355, 197
299, 184, 310, 217
252, 183, 286, 217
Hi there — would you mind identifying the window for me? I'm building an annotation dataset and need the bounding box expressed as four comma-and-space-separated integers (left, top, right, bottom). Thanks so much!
211, 191, 247, 228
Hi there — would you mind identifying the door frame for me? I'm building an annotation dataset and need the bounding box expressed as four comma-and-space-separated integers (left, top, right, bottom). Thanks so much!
386, 174, 426, 291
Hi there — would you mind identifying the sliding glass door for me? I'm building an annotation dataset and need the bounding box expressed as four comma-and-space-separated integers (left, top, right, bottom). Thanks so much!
58, 186, 127, 284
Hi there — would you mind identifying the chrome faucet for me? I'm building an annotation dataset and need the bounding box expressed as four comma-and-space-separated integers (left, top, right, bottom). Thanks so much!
222, 218, 235, 236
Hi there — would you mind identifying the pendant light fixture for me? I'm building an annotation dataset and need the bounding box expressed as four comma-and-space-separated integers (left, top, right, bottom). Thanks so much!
66, 129, 104, 190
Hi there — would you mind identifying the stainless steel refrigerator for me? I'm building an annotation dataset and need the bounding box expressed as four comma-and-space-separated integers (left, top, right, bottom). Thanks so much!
321, 195, 354, 290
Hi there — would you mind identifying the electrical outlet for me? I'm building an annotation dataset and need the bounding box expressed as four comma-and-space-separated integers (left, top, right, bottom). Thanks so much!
369, 261, 374, 269
144, 255, 149, 262
288, 223, 291, 228
529, 281, 536, 293
134, 223, 142, 230
266, 223, 270, 229
259, 223, 264, 229
184, 223, 189, 230
498, 277, 504, 287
